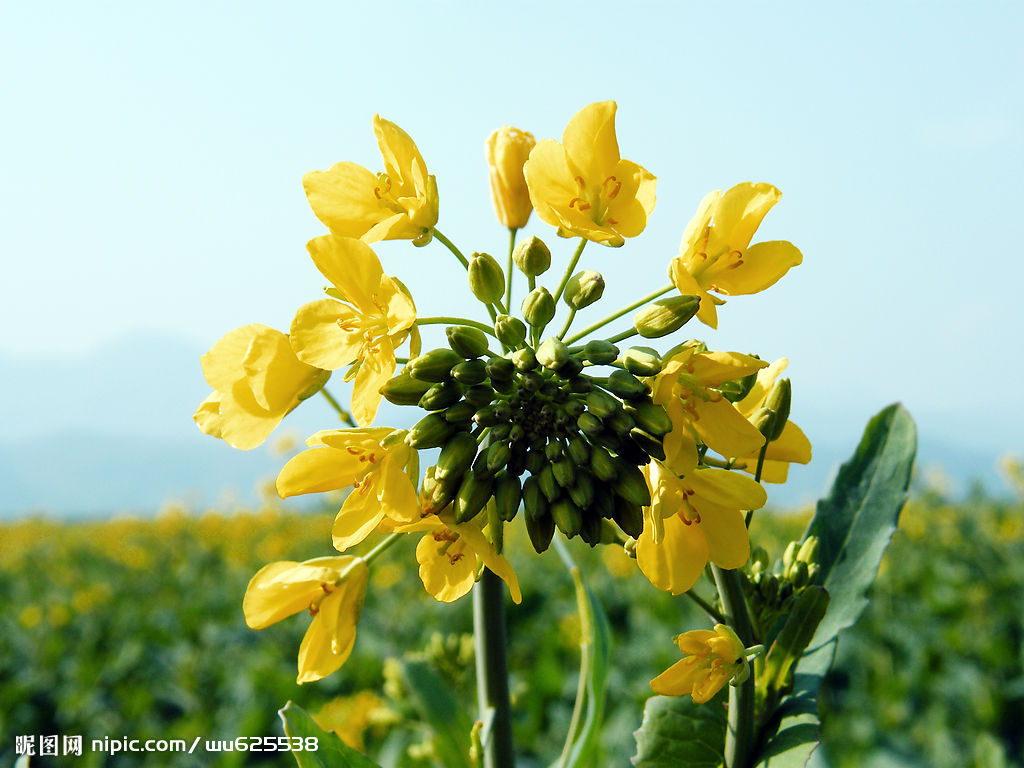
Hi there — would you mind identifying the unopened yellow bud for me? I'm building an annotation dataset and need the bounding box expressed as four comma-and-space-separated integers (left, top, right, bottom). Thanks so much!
485, 125, 536, 229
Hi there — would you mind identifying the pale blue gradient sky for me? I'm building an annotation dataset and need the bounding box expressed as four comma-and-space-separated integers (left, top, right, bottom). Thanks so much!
2, 2, 1022, 484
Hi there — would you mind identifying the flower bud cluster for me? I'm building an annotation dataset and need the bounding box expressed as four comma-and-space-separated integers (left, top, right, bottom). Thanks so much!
383, 327, 678, 551
743, 536, 822, 629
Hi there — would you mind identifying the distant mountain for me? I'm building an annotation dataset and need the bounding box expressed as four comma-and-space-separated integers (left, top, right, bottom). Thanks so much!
0, 334, 1014, 517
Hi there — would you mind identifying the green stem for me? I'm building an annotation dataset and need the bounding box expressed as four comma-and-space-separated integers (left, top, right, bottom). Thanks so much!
745, 442, 770, 528
712, 565, 756, 768
553, 537, 588, 768
319, 389, 356, 427
473, 568, 515, 768
552, 238, 587, 305
433, 228, 470, 270
684, 590, 726, 624
604, 327, 639, 345
505, 228, 517, 312
361, 533, 402, 564
556, 308, 577, 341
563, 283, 674, 345
416, 316, 497, 337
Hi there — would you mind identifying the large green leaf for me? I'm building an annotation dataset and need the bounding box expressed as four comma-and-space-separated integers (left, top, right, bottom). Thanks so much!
756, 404, 916, 767
399, 659, 475, 768
631, 695, 726, 768
278, 701, 382, 768
801, 402, 916, 674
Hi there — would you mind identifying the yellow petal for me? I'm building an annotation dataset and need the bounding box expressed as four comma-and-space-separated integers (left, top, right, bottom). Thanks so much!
416, 532, 476, 603
685, 467, 767, 513
350, 338, 396, 426
373, 115, 430, 199
276, 442, 377, 498
303, 162, 388, 239
243, 556, 358, 629
695, 501, 750, 569
562, 101, 620, 185
306, 236, 385, 315
693, 397, 766, 460
736, 358, 789, 418
296, 560, 369, 684
691, 668, 731, 703
688, 350, 768, 387
709, 240, 803, 296
636, 511, 708, 594
766, 421, 812, 465
452, 519, 522, 604
381, 274, 417, 336
332, 483, 387, 552
706, 182, 781, 255
650, 656, 704, 697
524, 139, 579, 229
674, 629, 717, 655
377, 449, 420, 523
290, 299, 365, 370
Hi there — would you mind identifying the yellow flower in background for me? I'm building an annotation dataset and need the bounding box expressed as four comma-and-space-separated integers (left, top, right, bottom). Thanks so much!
276, 428, 419, 552
636, 460, 764, 594
652, 344, 768, 474
390, 512, 522, 605
670, 182, 803, 328
733, 358, 812, 482
524, 101, 656, 246
243, 556, 369, 684
303, 115, 438, 244
195, 324, 329, 449
651, 624, 746, 703
290, 235, 417, 426
485, 125, 536, 229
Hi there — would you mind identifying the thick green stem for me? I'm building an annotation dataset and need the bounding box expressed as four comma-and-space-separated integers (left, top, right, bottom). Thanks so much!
552, 238, 587, 305
416, 316, 497, 337
712, 565, 756, 768
505, 228, 517, 312
563, 283, 674, 345
474, 568, 515, 768
361, 533, 402, 564
604, 327, 639, 344
319, 389, 356, 427
433, 228, 470, 270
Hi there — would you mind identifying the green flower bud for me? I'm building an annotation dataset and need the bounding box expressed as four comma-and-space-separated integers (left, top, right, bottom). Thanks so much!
538, 465, 560, 503
553, 457, 575, 487
557, 357, 584, 379
419, 380, 464, 410
550, 498, 582, 538
591, 485, 614, 519
581, 513, 603, 546
494, 472, 522, 522
464, 384, 495, 407
493, 314, 527, 347
750, 546, 771, 575
446, 325, 490, 359
789, 559, 810, 589
525, 509, 555, 553
522, 286, 555, 329
567, 436, 591, 465
453, 473, 493, 523
585, 390, 619, 419
468, 252, 505, 304
621, 346, 663, 376
577, 411, 603, 438
612, 495, 644, 539
568, 472, 595, 509
764, 378, 792, 442
783, 540, 800, 571
633, 295, 701, 338
759, 572, 779, 604
435, 432, 479, 481
485, 356, 515, 383
473, 405, 501, 427
511, 347, 537, 371
409, 348, 463, 382
486, 441, 512, 472
614, 464, 652, 507
797, 535, 819, 565
443, 401, 476, 423
512, 235, 551, 277
582, 340, 619, 365
606, 407, 637, 436
629, 428, 665, 461
522, 475, 547, 521
537, 337, 570, 370
406, 413, 458, 449
544, 440, 564, 460
718, 366, 761, 403
563, 270, 605, 309
625, 401, 673, 436
381, 372, 433, 406
452, 359, 488, 385
604, 369, 649, 400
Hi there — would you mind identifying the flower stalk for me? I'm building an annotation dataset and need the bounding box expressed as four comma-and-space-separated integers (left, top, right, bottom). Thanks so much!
474, 567, 515, 768
712, 565, 756, 768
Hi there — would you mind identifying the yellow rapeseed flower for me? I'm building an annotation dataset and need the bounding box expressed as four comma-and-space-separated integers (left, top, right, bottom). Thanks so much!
650, 624, 746, 703
290, 235, 417, 426
733, 358, 812, 482
636, 460, 764, 594
524, 101, 656, 246
243, 555, 369, 684
303, 115, 438, 244
670, 182, 803, 328
195, 324, 330, 449
485, 125, 536, 229
276, 428, 419, 552
652, 343, 768, 474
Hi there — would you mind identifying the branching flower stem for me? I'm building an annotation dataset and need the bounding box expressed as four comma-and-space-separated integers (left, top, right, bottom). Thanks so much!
505, 228, 517, 312
416, 317, 498, 337
433, 228, 470, 270
552, 238, 587, 305
319, 388, 356, 427
563, 283, 674, 345
474, 568, 515, 768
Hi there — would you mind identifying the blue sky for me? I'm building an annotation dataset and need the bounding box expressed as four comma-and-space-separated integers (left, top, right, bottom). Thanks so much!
2, 1, 1022, 499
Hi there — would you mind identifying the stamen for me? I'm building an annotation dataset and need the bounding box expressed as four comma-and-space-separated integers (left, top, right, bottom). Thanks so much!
569, 197, 592, 211
602, 176, 621, 199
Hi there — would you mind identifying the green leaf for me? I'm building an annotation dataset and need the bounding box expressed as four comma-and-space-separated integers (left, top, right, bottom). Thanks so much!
756, 681, 826, 768
399, 659, 475, 768
278, 701, 382, 768
557, 565, 613, 768
631, 695, 726, 768
801, 402, 917, 675
760, 587, 830, 696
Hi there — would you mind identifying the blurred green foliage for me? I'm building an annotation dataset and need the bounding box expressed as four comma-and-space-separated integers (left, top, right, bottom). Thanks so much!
1, 478, 1021, 767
